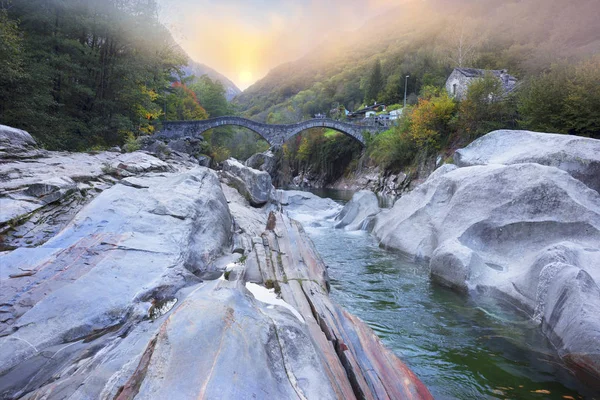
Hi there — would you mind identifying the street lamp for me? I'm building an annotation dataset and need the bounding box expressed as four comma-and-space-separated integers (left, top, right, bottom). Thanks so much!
403, 75, 410, 110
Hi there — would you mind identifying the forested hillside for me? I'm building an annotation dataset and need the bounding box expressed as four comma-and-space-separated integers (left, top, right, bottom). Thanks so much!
0, 0, 242, 152
235, 0, 600, 124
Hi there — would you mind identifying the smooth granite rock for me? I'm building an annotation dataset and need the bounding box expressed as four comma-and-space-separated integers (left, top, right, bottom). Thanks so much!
0, 146, 176, 249
222, 158, 274, 207
0, 167, 233, 398
335, 190, 379, 231
372, 133, 600, 384
245, 146, 283, 185
0, 125, 41, 159
454, 129, 600, 193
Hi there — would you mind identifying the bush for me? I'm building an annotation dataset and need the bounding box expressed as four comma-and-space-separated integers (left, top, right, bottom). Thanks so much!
409, 90, 456, 150
123, 133, 141, 153
368, 117, 417, 171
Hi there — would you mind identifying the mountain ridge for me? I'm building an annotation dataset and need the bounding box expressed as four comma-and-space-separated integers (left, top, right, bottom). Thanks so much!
182, 60, 242, 101
234, 0, 600, 122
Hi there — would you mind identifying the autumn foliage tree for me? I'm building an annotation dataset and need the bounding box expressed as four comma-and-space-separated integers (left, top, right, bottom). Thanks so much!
408, 87, 457, 149
166, 82, 208, 121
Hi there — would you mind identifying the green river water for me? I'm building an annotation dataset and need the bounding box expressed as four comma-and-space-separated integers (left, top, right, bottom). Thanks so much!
298, 189, 598, 400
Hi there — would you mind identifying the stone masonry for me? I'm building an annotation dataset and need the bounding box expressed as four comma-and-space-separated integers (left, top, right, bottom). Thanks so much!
157, 117, 388, 146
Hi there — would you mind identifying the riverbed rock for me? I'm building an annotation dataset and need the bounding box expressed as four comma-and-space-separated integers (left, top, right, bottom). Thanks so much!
372, 137, 600, 384
230, 200, 433, 400
0, 124, 432, 399
0, 144, 177, 249
276, 189, 341, 226
0, 167, 234, 398
335, 190, 379, 231
0, 124, 41, 159
222, 158, 274, 207
245, 146, 283, 185
454, 129, 600, 193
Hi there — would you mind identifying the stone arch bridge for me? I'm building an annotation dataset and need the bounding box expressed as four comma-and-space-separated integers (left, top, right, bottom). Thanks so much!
157, 117, 389, 146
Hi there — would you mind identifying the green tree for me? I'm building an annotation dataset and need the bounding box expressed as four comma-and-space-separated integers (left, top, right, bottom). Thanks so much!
458, 73, 517, 140
518, 58, 600, 138
166, 82, 208, 121
364, 59, 384, 104
0, 4, 25, 111
563, 59, 600, 137
190, 75, 231, 118
517, 65, 568, 134
1, 0, 186, 150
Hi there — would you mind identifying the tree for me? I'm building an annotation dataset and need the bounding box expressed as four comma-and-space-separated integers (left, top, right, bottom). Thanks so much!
518, 58, 600, 138
517, 65, 568, 133
443, 20, 482, 68
381, 73, 403, 105
0, 4, 25, 108
563, 59, 600, 137
190, 75, 231, 118
364, 59, 384, 104
458, 73, 517, 139
0, 0, 186, 150
409, 88, 457, 149
166, 82, 208, 121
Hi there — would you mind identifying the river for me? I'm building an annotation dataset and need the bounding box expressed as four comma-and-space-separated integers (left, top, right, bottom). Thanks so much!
293, 189, 597, 400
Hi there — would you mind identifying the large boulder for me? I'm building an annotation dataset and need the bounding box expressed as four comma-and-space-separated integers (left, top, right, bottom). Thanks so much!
454, 130, 600, 193
222, 158, 274, 207
373, 131, 600, 384
140, 135, 211, 166
245, 146, 283, 185
275, 190, 342, 226
0, 125, 42, 159
335, 190, 380, 231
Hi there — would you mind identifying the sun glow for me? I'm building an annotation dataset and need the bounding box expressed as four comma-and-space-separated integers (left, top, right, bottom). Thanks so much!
159, 0, 406, 89
239, 71, 254, 87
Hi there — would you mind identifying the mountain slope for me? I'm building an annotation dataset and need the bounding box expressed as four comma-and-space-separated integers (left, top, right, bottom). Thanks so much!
235, 0, 600, 122
182, 60, 242, 101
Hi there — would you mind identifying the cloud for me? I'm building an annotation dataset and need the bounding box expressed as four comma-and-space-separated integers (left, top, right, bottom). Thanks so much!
158, 0, 404, 89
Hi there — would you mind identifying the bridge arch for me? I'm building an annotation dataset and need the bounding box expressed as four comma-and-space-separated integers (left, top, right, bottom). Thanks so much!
282, 119, 368, 145
158, 117, 273, 144
158, 117, 387, 147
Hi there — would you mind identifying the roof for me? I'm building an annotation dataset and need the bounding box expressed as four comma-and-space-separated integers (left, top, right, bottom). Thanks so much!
349, 104, 386, 116
455, 68, 492, 78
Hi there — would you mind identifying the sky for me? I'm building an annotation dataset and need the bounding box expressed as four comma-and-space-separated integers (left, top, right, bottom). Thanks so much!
158, 0, 403, 90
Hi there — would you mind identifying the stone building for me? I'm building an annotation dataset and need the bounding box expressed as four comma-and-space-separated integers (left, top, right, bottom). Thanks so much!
445, 68, 518, 100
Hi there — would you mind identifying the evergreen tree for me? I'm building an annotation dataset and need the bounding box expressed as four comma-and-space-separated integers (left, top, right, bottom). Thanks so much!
1, 0, 186, 150
364, 59, 384, 104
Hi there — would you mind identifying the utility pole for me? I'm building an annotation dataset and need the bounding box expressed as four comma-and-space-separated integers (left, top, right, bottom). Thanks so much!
403, 75, 410, 110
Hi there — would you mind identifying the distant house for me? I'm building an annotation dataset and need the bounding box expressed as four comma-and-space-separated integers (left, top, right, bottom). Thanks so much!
389, 109, 402, 121
348, 103, 386, 120
445, 68, 518, 100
